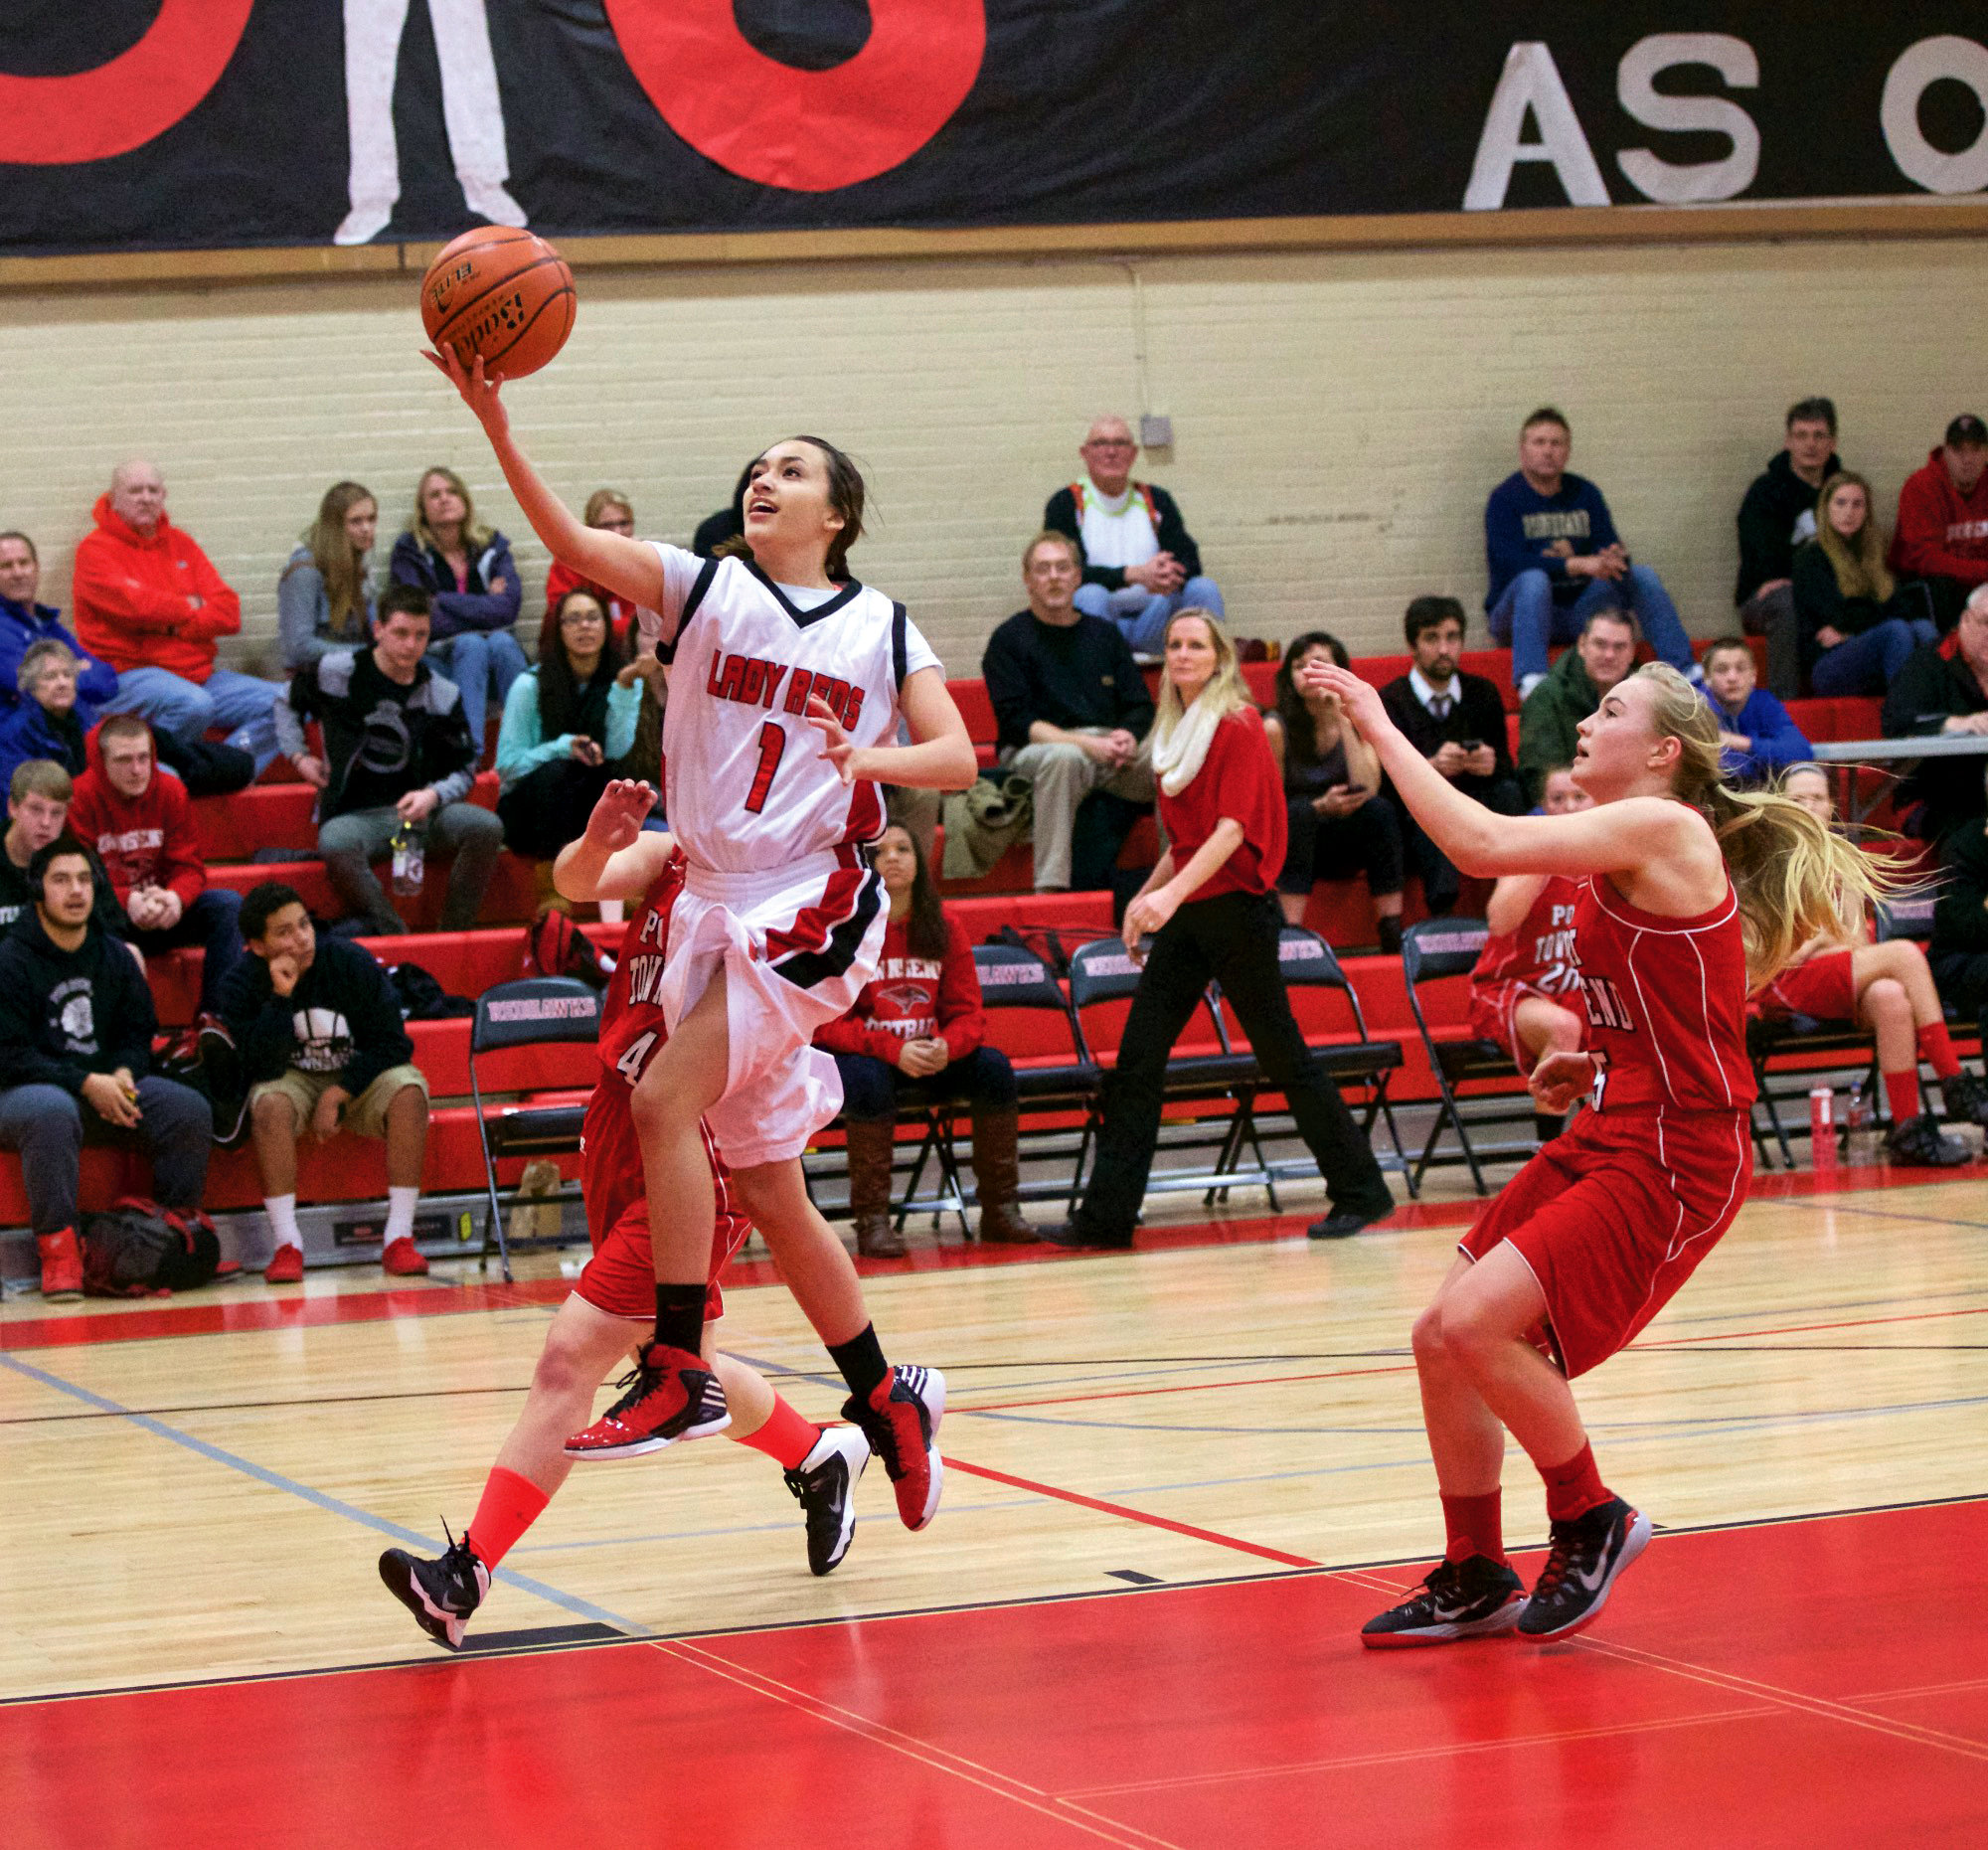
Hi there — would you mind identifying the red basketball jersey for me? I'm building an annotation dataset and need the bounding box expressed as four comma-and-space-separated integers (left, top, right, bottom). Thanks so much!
598, 849, 689, 1090
1472, 875, 1583, 997
1574, 875, 1755, 1112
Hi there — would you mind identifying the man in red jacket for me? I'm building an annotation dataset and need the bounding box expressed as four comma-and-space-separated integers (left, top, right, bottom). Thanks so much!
1891, 414, 1988, 631
73, 459, 281, 771
69, 714, 244, 1014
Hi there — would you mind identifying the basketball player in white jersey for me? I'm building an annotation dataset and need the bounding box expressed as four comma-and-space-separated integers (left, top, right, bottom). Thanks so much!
429, 348, 977, 1530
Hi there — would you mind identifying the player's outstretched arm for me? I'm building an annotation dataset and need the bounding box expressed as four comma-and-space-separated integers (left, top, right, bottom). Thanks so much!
555, 780, 674, 901
806, 667, 977, 791
1303, 662, 1707, 887
425, 347, 666, 612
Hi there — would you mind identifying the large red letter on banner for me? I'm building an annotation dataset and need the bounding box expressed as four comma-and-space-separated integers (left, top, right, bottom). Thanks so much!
604, 0, 984, 192
0, 0, 254, 165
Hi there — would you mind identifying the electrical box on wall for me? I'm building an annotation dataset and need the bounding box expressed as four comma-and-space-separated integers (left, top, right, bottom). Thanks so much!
1139, 414, 1173, 448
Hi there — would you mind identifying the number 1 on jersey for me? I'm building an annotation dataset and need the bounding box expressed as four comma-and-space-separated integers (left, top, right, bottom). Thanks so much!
745, 721, 786, 814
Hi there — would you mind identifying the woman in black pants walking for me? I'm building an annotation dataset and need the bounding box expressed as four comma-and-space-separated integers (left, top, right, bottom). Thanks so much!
1042, 611, 1396, 1249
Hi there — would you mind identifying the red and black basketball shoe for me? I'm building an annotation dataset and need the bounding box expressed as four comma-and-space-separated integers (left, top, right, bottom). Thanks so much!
1361, 1554, 1527, 1648
843, 1364, 945, 1531
1517, 1496, 1653, 1641
565, 1341, 731, 1459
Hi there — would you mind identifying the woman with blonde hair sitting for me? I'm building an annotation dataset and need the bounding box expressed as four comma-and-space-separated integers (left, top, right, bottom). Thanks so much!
1042, 608, 1395, 1249
1793, 470, 1936, 696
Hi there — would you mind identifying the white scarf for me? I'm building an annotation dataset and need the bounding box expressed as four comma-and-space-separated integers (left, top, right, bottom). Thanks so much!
1150, 693, 1224, 796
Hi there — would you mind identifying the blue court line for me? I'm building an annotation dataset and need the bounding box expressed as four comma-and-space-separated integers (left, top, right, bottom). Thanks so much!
0, 1350, 650, 1639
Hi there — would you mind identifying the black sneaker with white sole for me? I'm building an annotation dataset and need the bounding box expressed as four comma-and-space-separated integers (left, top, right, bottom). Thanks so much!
1886, 1114, 1972, 1168
1516, 1496, 1653, 1640
783, 1425, 871, 1576
379, 1532, 490, 1650
1360, 1554, 1526, 1648
1940, 1071, 1988, 1129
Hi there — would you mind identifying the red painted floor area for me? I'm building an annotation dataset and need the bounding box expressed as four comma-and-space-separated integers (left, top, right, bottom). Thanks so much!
9, 1501, 1983, 1850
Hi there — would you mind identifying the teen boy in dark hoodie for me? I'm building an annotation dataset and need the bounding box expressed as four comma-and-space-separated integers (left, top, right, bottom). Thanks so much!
0, 838, 212, 1298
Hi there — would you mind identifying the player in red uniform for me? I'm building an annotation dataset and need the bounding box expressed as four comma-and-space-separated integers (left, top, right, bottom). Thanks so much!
428, 350, 978, 1533
378, 826, 874, 1649
1467, 764, 1591, 1079
1307, 658, 1896, 1644
1760, 765, 1985, 1159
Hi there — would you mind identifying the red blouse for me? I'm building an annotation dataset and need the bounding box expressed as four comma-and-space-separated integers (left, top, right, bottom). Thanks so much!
1157, 706, 1287, 901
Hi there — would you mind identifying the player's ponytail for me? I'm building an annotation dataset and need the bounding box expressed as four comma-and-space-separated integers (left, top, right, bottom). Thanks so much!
1638, 664, 1906, 987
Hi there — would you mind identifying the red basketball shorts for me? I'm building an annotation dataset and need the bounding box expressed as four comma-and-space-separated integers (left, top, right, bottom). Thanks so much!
575, 1081, 751, 1323
1460, 1103, 1752, 1378
1755, 947, 1856, 1025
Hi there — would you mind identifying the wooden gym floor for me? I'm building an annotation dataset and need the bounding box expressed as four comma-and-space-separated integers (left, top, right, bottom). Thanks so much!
3, 1161, 1985, 1846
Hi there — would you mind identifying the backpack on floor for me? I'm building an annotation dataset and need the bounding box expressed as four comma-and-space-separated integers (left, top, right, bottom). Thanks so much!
80, 1197, 228, 1297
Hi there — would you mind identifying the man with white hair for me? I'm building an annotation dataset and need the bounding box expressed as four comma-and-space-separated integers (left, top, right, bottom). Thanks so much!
1882, 581, 1988, 846
73, 460, 281, 771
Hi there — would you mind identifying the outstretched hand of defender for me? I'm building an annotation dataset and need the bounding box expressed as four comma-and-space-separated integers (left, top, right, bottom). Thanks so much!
423, 344, 511, 442
583, 779, 656, 854
806, 695, 866, 784
1300, 662, 1393, 743
1529, 1050, 1597, 1114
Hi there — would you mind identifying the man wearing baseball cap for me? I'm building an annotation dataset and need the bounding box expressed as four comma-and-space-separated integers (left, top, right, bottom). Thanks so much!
1892, 414, 1988, 630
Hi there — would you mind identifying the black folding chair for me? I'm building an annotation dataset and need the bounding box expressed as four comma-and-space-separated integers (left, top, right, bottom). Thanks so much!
467, 976, 602, 1281
1400, 918, 1546, 1195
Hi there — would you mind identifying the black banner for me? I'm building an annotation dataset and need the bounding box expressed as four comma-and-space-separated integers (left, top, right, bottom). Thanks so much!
3, 3, 1986, 255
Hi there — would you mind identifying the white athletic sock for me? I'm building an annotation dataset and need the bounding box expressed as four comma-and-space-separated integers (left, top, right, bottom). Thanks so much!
265, 1194, 301, 1253
385, 1186, 419, 1244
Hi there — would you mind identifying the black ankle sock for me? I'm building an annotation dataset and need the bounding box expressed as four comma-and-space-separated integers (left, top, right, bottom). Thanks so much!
827, 1324, 889, 1403
652, 1284, 707, 1358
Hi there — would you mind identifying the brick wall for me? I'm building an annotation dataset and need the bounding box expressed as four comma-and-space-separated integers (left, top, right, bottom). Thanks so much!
1, 235, 1974, 680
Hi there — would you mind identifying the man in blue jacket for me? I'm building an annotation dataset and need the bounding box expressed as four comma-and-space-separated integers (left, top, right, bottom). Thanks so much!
1701, 636, 1813, 785
0, 533, 118, 716
1484, 409, 1697, 697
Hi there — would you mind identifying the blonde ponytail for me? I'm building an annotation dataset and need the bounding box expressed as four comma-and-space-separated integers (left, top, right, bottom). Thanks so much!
1637, 664, 1910, 987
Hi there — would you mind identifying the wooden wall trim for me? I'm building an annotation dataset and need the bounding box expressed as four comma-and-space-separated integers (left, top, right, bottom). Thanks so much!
1, 200, 1982, 293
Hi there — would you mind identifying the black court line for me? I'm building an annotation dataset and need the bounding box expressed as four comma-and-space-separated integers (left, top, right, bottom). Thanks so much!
11, 1491, 1980, 1712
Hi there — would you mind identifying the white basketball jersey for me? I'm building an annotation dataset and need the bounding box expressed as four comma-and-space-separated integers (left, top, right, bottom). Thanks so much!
639, 544, 940, 874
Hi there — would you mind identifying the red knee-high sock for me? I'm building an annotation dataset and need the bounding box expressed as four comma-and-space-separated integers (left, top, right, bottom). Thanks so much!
1916, 1021, 1961, 1081
465, 1466, 551, 1569
1884, 1065, 1923, 1126
1439, 1490, 1505, 1565
733, 1394, 820, 1471
1539, 1441, 1611, 1524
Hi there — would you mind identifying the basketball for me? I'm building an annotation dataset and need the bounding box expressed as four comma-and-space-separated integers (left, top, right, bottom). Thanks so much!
420, 227, 576, 381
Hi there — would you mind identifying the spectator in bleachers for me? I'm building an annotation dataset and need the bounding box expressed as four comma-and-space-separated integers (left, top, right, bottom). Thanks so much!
1882, 582, 1988, 846
74, 459, 281, 772
389, 466, 526, 749
0, 641, 95, 800
1930, 801, 1988, 1064
277, 586, 504, 935
1516, 602, 1638, 806
1265, 631, 1404, 952
1891, 414, 1988, 631
815, 823, 1035, 1258
219, 881, 431, 1283
1378, 594, 1524, 917
545, 489, 642, 639
69, 714, 244, 1016
1770, 764, 1986, 1153
1793, 472, 1936, 698
1736, 397, 1842, 698
1043, 610, 1394, 1249
277, 482, 379, 673
0, 531, 118, 716
1484, 408, 1696, 699
982, 530, 1156, 893
0, 761, 128, 940
0, 836, 212, 1300
1700, 636, 1812, 785
496, 588, 639, 913
1045, 417, 1223, 655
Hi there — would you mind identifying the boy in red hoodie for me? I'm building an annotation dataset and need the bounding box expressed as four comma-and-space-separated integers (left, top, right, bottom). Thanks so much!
69, 714, 244, 1013
1890, 414, 1988, 631
72, 459, 281, 770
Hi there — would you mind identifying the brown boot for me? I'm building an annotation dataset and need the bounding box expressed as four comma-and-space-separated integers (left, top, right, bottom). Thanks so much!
38, 1226, 83, 1300
845, 1117, 908, 1259
970, 1109, 1037, 1244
